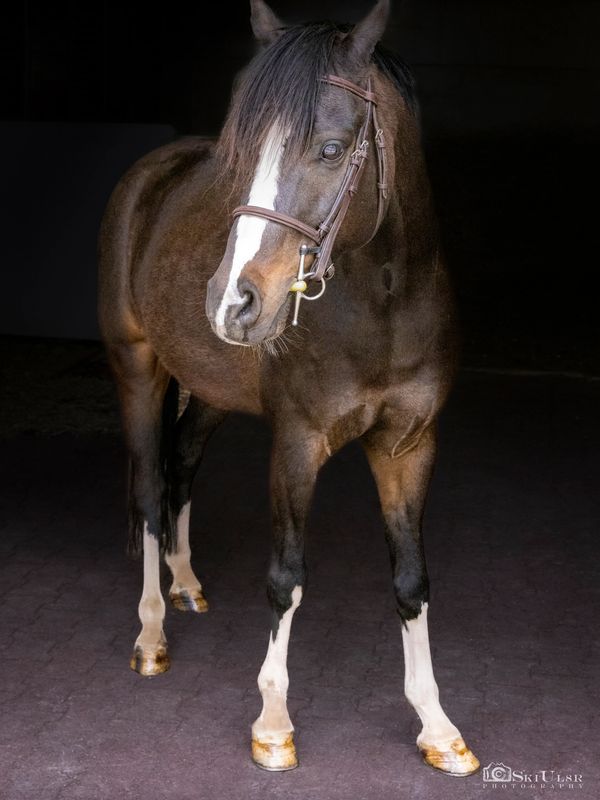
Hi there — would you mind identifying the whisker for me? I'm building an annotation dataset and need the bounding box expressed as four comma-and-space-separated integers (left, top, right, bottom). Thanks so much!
251, 342, 265, 362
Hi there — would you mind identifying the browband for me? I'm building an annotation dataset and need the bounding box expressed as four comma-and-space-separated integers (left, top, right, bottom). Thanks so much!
321, 74, 378, 104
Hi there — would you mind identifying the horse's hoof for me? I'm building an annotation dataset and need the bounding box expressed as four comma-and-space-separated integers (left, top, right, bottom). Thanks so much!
169, 588, 208, 613
252, 734, 298, 771
419, 736, 480, 776
129, 644, 171, 676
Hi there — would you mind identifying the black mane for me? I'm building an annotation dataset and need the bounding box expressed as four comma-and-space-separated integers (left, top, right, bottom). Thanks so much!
218, 20, 416, 182
373, 44, 417, 114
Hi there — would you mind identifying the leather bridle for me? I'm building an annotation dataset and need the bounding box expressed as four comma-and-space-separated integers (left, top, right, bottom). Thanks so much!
231, 73, 389, 325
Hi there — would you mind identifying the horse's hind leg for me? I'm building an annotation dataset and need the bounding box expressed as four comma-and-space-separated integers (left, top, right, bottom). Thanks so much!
362, 424, 480, 777
165, 396, 225, 612
107, 340, 174, 676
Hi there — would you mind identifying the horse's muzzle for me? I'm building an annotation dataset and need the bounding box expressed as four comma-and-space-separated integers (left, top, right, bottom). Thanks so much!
206, 276, 268, 345
223, 279, 262, 340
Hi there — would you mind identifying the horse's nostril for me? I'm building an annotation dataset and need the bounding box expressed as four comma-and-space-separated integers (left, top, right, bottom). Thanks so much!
230, 280, 262, 330
240, 291, 254, 314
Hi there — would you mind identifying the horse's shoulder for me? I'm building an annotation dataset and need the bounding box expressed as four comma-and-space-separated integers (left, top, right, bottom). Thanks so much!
99, 137, 218, 341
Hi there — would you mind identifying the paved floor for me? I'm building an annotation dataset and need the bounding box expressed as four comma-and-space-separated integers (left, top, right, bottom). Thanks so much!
1, 371, 598, 800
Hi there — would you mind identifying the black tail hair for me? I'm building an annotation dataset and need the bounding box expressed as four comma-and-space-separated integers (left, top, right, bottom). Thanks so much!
126, 377, 180, 557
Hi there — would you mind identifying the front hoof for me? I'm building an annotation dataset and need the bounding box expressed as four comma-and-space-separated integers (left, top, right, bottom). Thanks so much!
252, 734, 298, 771
129, 644, 171, 676
419, 737, 480, 776
169, 588, 208, 613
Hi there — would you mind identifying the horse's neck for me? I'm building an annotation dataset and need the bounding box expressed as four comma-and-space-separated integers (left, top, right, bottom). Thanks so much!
335, 125, 447, 330
350, 151, 440, 310
392, 120, 440, 272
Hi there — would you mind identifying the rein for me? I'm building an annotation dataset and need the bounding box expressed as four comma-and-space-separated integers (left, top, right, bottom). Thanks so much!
231, 73, 389, 325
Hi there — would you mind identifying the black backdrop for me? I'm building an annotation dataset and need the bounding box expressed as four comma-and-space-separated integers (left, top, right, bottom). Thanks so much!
2, 0, 598, 370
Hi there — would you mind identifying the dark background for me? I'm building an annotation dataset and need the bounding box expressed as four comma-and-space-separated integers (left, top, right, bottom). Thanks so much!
1, 7, 599, 797
1, 0, 598, 371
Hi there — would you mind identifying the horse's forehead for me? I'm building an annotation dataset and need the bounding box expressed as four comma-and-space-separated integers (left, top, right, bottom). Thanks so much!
243, 122, 287, 200
313, 86, 362, 128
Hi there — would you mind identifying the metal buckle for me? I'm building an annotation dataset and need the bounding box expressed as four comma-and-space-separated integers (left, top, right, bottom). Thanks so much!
290, 245, 327, 326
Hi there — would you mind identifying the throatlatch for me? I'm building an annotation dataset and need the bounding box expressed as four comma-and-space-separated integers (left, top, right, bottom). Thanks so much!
231, 73, 389, 326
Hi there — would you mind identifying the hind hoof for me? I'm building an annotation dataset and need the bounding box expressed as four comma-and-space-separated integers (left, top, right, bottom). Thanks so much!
129, 644, 171, 676
252, 734, 298, 771
169, 588, 208, 613
419, 737, 480, 776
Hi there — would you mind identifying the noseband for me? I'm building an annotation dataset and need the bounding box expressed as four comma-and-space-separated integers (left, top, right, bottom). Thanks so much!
231, 74, 389, 325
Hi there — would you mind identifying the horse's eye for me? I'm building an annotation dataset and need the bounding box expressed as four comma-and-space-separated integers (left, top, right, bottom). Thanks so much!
321, 141, 344, 161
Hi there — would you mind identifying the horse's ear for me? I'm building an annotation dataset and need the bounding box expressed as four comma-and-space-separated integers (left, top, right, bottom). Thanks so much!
344, 0, 390, 64
250, 0, 285, 46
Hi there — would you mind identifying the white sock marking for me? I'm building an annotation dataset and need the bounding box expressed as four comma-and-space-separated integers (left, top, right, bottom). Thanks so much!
215, 124, 285, 335
402, 602, 462, 747
165, 502, 202, 592
136, 524, 166, 650
253, 585, 302, 741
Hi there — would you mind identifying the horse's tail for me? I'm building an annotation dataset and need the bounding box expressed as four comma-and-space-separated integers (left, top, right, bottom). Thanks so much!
126, 376, 180, 556
159, 376, 180, 554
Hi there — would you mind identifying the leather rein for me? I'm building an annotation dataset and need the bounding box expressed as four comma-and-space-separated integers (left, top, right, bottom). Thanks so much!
231, 74, 389, 325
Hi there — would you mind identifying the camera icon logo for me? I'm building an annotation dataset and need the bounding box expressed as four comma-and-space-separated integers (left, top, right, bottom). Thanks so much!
483, 762, 513, 782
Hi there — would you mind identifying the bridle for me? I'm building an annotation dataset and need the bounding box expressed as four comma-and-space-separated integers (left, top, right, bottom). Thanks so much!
231, 73, 389, 325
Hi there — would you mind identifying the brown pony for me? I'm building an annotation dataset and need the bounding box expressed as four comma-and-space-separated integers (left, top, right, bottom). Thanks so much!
98, 0, 479, 777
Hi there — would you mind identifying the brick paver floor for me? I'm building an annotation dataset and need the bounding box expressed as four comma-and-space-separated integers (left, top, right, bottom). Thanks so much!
1, 372, 598, 799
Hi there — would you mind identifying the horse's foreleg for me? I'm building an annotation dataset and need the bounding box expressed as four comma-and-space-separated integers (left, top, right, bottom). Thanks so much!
165, 397, 225, 613
362, 425, 480, 776
108, 341, 173, 676
251, 429, 328, 771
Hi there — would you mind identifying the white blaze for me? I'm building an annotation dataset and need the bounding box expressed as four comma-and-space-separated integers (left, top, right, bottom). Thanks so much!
215, 124, 285, 336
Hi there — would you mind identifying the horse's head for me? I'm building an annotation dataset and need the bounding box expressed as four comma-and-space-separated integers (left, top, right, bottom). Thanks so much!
206, 0, 397, 346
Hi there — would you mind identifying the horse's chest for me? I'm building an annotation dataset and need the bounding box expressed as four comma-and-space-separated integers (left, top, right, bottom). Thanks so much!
324, 397, 377, 452
278, 356, 441, 456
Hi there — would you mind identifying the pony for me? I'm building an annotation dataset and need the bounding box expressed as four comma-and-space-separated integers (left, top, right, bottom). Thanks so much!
98, 0, 479, 776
